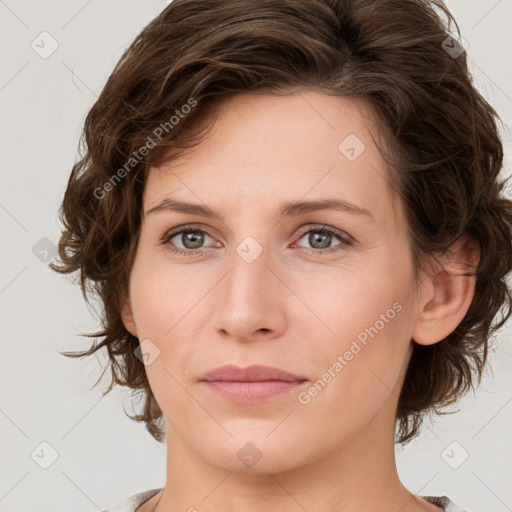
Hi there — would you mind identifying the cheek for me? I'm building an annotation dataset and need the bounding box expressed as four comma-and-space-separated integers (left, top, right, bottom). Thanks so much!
129, 255, 187, 336
298, 267, 412, 409
128, 258, 210, 384
296, 307, 410, 444
303, 267, 402, 346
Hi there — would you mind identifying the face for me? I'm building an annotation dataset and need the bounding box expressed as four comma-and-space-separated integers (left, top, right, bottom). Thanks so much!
122, 91, 423, 473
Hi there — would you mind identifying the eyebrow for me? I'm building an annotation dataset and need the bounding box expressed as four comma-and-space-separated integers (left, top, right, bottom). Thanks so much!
145, 197, 372, 220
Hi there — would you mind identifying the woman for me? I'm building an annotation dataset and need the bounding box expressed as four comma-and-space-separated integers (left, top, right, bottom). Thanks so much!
50, 0, 512, 511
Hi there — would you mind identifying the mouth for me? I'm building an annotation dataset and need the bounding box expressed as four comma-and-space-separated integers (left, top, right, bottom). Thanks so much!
199, 364, 308, 403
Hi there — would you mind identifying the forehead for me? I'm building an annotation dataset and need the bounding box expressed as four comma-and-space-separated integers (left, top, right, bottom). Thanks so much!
143, 91, 402, 229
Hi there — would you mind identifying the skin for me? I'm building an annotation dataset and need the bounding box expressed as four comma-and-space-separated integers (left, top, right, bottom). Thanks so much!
121, 91, 479, 512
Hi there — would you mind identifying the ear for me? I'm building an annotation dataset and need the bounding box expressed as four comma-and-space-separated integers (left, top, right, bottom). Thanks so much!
411, 234, 480, 346
120, 294, 138, 338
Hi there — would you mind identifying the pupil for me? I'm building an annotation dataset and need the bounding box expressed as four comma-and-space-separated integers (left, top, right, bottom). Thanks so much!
310, 232, 330, 249
184, 231, 203, 249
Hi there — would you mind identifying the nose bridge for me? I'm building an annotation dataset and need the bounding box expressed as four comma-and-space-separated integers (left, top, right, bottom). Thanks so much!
222, 206, 274, 290
226, 233, 273, 303
214, 230, 286, 339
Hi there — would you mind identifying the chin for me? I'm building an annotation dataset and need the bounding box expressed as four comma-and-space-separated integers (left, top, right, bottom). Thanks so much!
209, 447, 302, 476
193, 427, 314, 475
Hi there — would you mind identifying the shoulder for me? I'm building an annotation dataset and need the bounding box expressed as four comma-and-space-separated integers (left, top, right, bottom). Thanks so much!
100, 488, 163, 512
100, 490, 470, 512
422, 495, 472, 512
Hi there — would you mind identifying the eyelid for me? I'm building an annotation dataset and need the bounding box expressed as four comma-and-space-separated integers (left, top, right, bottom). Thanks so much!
162, 222, 353, 241
294, 224, 354, 244
161, 223, 216, 241
161, 223, 216, 246
161, 222, 355, 255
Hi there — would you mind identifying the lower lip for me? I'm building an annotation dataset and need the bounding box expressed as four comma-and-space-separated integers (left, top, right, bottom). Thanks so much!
201, 380, 307, 403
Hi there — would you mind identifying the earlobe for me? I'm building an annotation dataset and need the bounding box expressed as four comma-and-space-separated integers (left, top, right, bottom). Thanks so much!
121, 299, 138, 338
411, 234, 480, 346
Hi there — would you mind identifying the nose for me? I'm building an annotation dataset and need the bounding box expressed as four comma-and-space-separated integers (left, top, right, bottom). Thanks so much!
213, 239, 288, 343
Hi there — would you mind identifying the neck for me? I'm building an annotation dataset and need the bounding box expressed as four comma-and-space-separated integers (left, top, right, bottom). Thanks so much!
148, 394, 440, 512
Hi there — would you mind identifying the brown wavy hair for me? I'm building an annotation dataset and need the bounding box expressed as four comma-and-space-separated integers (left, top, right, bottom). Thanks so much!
49, 0, 512, 444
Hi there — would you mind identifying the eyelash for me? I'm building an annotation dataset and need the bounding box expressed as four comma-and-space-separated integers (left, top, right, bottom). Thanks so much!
160, 223, 354, 258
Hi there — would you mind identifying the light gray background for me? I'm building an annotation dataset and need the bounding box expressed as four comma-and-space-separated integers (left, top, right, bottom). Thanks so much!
1, 1, 511, 511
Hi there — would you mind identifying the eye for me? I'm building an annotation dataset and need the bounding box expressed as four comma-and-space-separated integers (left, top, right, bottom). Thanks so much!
293, 225, 353, 256
160, 223, 354, 257
161, 224, 219, 257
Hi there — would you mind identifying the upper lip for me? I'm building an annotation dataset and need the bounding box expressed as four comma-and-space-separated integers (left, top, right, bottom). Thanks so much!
200, 365, 308, 382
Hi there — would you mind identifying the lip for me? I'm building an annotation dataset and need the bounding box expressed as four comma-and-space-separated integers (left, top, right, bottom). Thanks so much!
199, 365, 308, 403
200, 364, 308, 382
